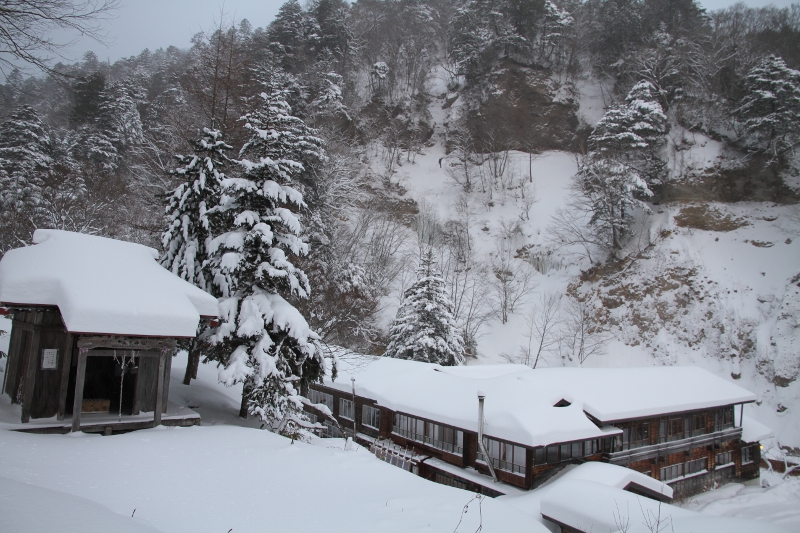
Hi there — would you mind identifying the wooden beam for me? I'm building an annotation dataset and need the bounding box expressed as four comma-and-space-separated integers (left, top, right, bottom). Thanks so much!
20, 330, 41, 423
71, 349, 88, 433
77, 349, 161, 358
154, 349, 166, 427
56, 334, 73, 421
77, 336, 176, 351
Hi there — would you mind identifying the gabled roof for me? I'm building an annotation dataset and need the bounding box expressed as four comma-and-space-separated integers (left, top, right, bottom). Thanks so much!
0, 230, 218, 337
324, 354, 757, 448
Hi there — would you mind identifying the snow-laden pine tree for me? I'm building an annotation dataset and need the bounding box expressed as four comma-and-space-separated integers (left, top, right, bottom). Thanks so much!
0, 105, 53, 252
161, 128, 230, 292
207, 74, 328, 427
575, 153, 652, 251
734, 55, 800, 164
161, 128, 230, 385
589, 80, 667, 186
384, 248, 465, 366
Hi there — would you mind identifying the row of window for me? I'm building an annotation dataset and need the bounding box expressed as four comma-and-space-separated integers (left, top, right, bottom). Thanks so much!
478, 438, 526, 475
618, 407, 737, 451
393, 413, 464, 455
535, 437, 615, 465
661, 457, 708, 482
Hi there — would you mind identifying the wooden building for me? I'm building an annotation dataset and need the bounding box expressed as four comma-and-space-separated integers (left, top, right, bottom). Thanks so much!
0, 230, 218, 433
306, 356, 769, 500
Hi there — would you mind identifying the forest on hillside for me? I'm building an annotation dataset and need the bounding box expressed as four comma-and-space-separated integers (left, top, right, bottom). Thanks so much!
1, 0, 799, 426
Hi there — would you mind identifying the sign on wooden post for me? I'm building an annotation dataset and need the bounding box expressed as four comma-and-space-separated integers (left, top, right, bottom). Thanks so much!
41, 349, 59, 370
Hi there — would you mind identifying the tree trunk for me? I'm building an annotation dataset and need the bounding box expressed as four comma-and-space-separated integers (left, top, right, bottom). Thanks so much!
182, 340, 201, 385
239, 393, 249, 419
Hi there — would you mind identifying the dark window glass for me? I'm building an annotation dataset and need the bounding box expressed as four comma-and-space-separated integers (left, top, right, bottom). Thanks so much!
547, 445, 559, 463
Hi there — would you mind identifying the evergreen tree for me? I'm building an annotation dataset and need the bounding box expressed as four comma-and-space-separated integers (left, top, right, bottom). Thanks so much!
589, 80, 667, 186
734, 55, 800, 163
0, 105, 53, 251
161, 127, 230, 385
162, 128, 230, 291
384, 249, 465, 366
207, 75, 328, 428
575, 153, 652, 251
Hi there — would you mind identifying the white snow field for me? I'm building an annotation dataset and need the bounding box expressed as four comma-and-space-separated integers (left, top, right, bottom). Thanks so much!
0, 354, 547, 533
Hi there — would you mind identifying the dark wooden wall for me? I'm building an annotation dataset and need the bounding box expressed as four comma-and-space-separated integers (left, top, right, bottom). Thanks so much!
3, 308, 71, 420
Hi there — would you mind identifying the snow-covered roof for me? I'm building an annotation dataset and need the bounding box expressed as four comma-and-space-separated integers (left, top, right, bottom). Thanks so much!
741, 415, 774, 443
325, 355, 756, 448
539, 479, 787, 533
0, 230, 218, 337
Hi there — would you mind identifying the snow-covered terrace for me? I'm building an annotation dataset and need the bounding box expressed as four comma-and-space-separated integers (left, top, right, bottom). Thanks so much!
325, 356, 756, 448
0, 229, 218, 337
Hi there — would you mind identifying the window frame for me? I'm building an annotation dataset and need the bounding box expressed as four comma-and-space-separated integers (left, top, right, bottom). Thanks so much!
477, 436, 526, 476
339, 398, 354, 421
362, 404, 381, 430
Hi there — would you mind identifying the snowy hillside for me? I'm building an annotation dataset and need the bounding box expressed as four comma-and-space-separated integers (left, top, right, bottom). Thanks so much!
368, 82, 800, 450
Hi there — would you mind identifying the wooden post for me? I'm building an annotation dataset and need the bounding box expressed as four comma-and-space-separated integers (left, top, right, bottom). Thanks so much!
71, 348, 88, 432
20, 330, 41, 423
154, 349, 166, 426
57, 334, 73, 420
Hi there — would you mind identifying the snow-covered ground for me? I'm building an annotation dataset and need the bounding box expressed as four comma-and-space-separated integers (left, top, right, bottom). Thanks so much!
2, 353, 798, 532
0, 353, 547, 533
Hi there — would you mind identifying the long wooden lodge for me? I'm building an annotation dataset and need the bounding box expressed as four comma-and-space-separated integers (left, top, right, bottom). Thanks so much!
306, 355, 772, 500
0, 230, 218, 434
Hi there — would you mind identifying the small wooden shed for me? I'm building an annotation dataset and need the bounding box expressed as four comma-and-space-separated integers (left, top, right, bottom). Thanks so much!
0, 230, 218, 433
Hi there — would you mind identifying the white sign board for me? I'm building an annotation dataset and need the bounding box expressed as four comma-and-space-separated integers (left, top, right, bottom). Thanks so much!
42, 349, 58, 370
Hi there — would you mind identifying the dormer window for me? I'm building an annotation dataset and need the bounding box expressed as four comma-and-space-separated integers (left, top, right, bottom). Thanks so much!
554, 399, 571, 407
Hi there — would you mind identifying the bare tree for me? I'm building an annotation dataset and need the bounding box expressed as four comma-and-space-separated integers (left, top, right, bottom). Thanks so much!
559, 296, 610, 364
0, 0, 118, 76
519, 291, 562, 368
490, 229, 537, 324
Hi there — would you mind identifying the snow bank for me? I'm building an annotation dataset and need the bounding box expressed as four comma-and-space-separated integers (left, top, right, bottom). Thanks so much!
0, 230, 218, 337
326, 356, 755, 447
540, 479, 789, 533
0, 425, 548, 533
0, 476, 163, 533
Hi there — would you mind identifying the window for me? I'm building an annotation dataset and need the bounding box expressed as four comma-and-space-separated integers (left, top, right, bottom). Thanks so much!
435, 471, 467, 490
660, 463, 684, 481
362, 405, 381, 430
392, 414, 463, 455
685, 458, 707, 475
339, 398, 354, 420
393, 413, 424, 442
715, 451, 733, 468
742, 446, 754, 464
478, 437, 526, 475
535, 448, 545, 465
547, 445, 559, 463
308, 388, 333, 412
622, 424, 651, 450
424, 421, 464, 455
714, 406, 734, 431
691, 413, 707, 437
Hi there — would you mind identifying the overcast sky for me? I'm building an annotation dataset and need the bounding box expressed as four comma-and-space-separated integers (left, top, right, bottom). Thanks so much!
41, 0, 800, 66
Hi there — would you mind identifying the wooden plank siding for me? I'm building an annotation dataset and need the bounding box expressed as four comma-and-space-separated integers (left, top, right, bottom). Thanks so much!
3, 306, 179, 429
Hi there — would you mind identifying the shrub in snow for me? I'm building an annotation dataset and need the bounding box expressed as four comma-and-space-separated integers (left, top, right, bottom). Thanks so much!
205, 75, 329, 427
734, 55, 800, 165
384, 248, 465, 366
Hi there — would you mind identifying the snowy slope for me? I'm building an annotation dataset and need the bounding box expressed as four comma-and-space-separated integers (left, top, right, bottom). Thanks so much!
374, 87, 800, 450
